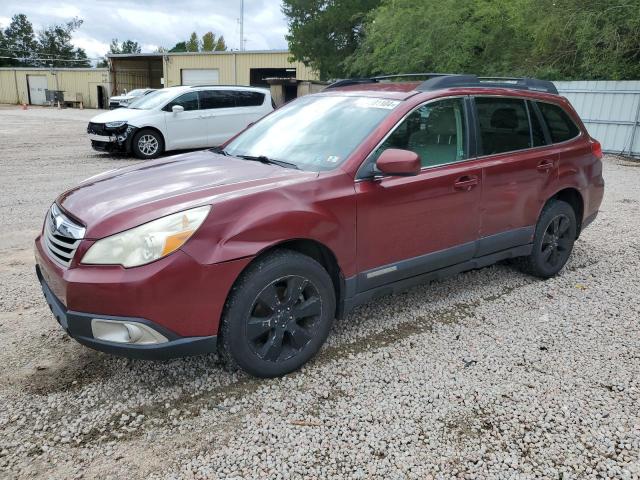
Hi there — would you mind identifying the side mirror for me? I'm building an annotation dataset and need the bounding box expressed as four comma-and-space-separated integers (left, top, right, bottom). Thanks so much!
172, 105, 184, 114
375, 148, 421, 176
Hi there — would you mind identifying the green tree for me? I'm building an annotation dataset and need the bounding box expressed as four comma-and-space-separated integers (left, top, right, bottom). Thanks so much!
37, 17, 90, 67
215, 35, 227, 51
345, 0, 640, 80
1, 13, 38, 66
523, 0, 640, 79
169, 41, 187, 52
109, 38, 121, 54
282, 0, 382, 79
201, 31, 227, 51
97, 38, 141, 67
185, 31, 200, 52
202, 31, 216, 51
120, 39, 141, 54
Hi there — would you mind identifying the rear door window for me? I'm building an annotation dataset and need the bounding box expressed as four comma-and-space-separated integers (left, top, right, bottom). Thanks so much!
199, 90, 236, 109
536, 102, 580, 143
234, 91, 265, 107
476, 97, 531, 155
163, 92, 199, 111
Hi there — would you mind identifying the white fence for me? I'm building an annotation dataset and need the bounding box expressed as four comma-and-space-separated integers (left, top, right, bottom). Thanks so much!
554, 81, 640, 158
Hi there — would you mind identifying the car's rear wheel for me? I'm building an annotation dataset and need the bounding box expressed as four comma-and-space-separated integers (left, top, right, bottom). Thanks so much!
218, 250, 335, 377
519, 200, 577, 278
132, 129, 164, 159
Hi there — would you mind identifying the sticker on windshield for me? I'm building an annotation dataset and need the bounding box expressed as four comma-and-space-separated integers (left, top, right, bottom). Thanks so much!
355, 98, 400, 110
326, 155, 340, 163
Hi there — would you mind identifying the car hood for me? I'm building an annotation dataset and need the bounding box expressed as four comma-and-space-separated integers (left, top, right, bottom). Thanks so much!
57, 150, 318, 239
90, 108, 152, 123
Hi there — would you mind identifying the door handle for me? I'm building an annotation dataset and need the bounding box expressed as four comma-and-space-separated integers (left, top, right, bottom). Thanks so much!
537, 159, 555, 172
453, 175, 479, 191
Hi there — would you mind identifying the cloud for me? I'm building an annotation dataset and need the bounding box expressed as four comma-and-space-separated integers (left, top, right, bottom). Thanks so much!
0, 0, 289, 60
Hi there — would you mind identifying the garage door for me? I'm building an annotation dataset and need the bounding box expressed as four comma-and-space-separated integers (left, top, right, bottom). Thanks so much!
181, 69, 219, 86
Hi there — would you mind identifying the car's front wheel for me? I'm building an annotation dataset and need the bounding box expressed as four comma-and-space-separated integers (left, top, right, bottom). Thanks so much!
218, 250, 335, 377
519, 199, 577, 278
132, 129, 164, 159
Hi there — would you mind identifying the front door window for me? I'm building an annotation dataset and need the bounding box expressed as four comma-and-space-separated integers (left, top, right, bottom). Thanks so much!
372, 98, 468, 168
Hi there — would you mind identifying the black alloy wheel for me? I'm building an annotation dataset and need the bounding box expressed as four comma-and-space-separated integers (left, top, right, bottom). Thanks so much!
218, 250, 335, 377
539, 214, 573, 270
247, 275, 322, 362
518, 200, 577, 278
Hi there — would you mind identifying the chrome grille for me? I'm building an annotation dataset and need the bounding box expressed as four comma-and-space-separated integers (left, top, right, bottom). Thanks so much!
43, 204, 85, 267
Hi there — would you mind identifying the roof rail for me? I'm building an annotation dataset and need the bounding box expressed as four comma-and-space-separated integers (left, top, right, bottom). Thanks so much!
325, 78, 378, 89
325, 73, 454, 89
372, 73, 454, 81
325, 73, 559, 95
417, 75, 558, 94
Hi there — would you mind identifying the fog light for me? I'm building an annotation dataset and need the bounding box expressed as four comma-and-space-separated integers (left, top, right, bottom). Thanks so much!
91, 319, 168, 345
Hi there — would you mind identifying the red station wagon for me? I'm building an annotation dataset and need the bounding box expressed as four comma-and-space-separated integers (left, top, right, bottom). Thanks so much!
35, 74, 605, 377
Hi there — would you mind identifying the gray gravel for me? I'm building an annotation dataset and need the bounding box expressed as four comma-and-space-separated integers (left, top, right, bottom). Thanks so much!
0, 105, 639, 480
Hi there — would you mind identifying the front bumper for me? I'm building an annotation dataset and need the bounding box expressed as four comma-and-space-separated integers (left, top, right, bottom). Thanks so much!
34, 234, 252, 359
37, 265, 217, 359
87, 124, 137, 153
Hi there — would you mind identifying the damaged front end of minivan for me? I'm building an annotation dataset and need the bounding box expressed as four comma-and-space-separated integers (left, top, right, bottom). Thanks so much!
87, 121, 138, 153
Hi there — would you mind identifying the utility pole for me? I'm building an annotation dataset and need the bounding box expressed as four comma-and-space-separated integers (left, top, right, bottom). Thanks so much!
240, 0, 244, 51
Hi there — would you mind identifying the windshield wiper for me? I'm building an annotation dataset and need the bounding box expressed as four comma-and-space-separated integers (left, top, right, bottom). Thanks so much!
236, 154, 299, 170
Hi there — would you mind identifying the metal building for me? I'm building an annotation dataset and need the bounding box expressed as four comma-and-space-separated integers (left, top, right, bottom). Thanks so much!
0, 67, 110, 108
108, 50, 319, 94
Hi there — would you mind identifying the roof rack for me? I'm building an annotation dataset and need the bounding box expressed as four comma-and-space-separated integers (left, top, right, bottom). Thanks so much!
417, 75, 558, 94
325, 73, 558, 95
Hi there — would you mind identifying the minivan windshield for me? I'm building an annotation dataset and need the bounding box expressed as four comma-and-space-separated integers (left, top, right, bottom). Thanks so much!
223, 95, 400, 171
128, 89, 177, 110
127, 89, 147, 97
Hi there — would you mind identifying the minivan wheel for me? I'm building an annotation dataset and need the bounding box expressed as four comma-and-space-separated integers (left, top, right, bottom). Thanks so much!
218, 250, 336, 378
132, 129, 164, 159
518, 200, 577, 278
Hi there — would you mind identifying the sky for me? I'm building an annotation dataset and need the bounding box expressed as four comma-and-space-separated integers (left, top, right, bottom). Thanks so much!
0, 0, 289, 61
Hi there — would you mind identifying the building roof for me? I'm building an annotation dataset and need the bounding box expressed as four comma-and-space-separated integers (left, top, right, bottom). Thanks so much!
0, 67, 108, 72
107, 50, 290, 59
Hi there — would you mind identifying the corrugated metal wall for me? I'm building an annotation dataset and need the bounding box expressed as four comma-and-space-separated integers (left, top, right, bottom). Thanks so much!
0, 68, 109, 108
163, 51, 318, 87
555, 81, 640, 157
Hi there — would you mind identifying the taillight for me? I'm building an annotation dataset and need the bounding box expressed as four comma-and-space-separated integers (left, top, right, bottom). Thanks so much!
591, 139, 603, 160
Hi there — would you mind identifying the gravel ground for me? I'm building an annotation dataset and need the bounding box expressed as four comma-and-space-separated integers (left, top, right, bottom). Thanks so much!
0, 105, 639, 480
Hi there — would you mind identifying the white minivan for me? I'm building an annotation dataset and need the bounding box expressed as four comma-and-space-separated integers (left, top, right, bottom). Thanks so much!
88, 85, 274, 159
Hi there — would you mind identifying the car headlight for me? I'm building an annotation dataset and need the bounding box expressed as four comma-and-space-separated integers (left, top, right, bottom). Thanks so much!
82, 206, 211, 267
105, 121, 127, 128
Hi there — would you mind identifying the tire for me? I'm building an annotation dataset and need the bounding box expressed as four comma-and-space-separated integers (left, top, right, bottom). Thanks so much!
518, 200, 577, 278
218, 249, 336, 378
132, 129, 164, 159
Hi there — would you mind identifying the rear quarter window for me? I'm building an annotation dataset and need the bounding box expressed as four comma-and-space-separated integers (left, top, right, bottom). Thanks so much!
235, 91, 265, 107
537, 102, 581, 143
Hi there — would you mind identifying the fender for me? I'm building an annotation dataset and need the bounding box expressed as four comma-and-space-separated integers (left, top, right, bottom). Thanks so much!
539, 134, 602, 224
182, 170, 358, 277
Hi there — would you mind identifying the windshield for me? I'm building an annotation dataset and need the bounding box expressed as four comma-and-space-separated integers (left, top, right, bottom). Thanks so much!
223, 95, 400, 171
127, 89, 146, 97
128, 89, 176, 110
